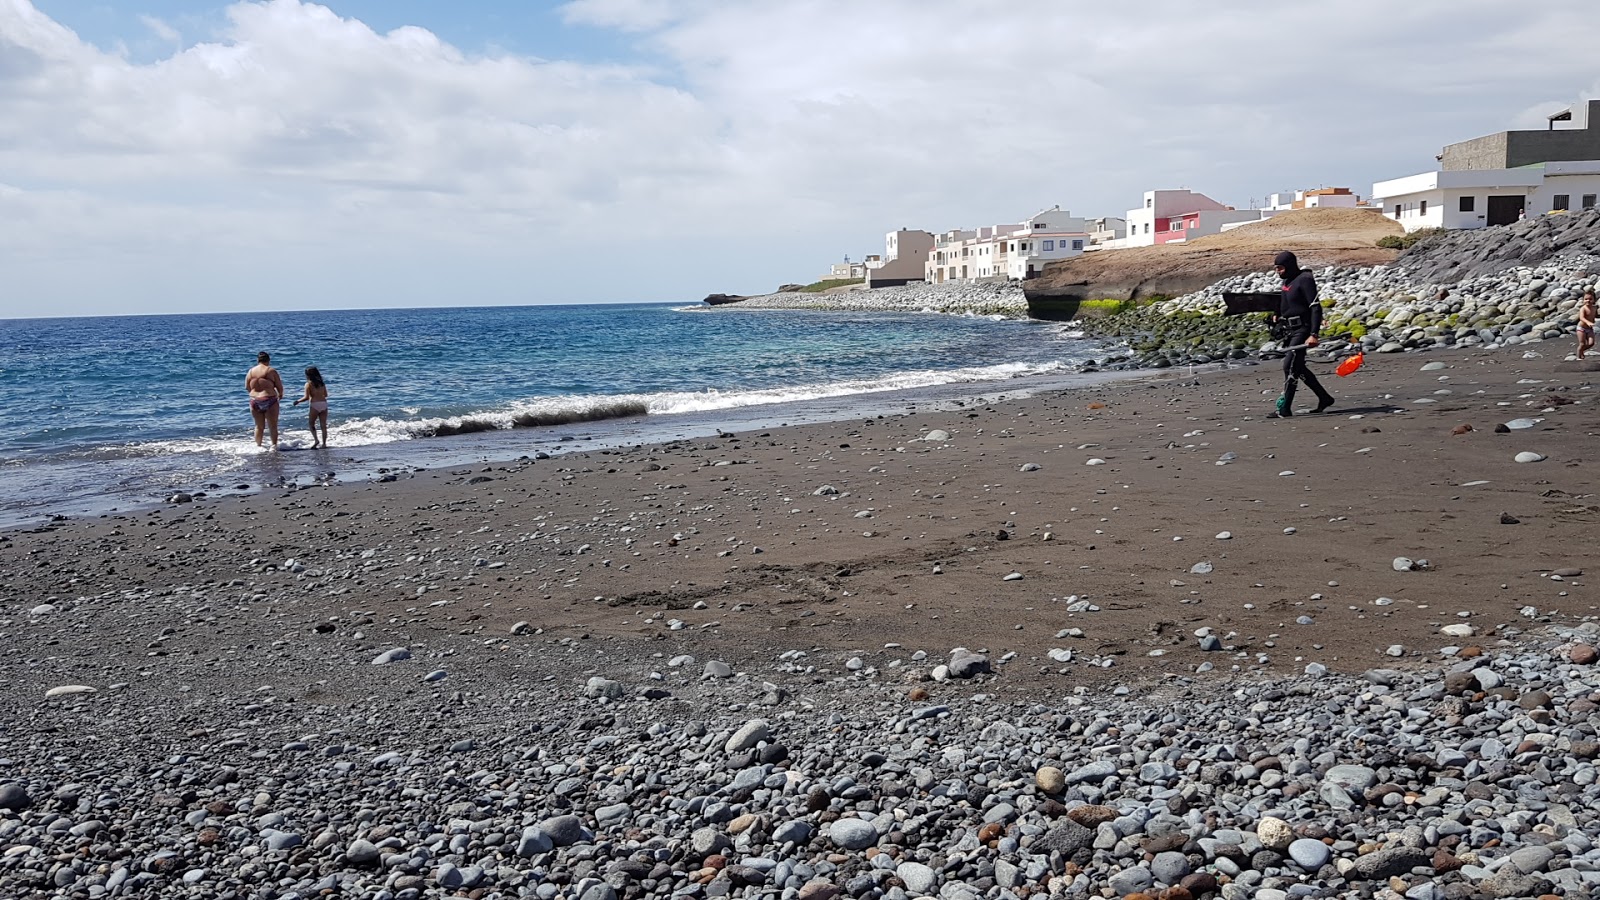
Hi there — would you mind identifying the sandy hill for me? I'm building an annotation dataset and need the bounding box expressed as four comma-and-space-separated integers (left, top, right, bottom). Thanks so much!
1026, 208, 1404, 309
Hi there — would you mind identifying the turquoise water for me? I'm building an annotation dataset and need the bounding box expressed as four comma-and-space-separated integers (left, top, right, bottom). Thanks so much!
0, 302, 1103, 523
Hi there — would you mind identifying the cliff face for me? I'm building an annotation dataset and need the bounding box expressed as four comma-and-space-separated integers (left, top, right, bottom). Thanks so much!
1024, 209, 1402, 318
1395, 207, 1600, 282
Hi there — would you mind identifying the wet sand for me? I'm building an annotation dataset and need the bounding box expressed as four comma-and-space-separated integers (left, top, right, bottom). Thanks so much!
3, 347, 1596, 700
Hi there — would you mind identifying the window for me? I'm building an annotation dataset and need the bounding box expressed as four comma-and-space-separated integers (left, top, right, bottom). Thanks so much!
1019, 242, 1029, 251
1554, 194, 1570, 211
1390, 204, 1400, 218
1042, 240, 1055, 251
1072, 239, 1084, 250
1144, 223, 1151, 234
1146, 198, 1153, 208
1584, 194, 1597, 209
1459, 195, 1475, 212
1420, 200, 1427, 216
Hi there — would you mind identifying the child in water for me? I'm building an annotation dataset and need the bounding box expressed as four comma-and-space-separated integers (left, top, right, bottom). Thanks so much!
291, 366, 330, 448
1579, 289, 1597, 361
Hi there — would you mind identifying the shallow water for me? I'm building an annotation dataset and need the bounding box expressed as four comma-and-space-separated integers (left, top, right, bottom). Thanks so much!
0, 303, 1108, 525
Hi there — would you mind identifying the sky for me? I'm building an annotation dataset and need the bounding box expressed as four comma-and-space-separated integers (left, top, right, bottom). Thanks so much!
2, 1, 1600, 317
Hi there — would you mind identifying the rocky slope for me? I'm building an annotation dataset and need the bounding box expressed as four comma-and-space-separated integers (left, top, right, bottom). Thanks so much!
1397, 207, 1600, 282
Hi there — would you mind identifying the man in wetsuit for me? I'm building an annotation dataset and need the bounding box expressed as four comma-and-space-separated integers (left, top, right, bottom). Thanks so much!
1269, 250, 1334, 418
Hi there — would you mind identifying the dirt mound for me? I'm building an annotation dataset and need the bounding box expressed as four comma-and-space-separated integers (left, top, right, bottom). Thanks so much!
1026, 208, 1403, 317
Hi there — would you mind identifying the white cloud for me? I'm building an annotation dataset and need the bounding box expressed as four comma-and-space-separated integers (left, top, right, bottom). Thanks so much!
139, 13, 181, 43
2, 0, 1600, 315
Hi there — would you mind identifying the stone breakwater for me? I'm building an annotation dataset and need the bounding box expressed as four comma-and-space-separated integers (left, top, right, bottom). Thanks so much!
7, 627, 1600, 899
1397, 206, 1600, 283
720, 283, 1026, 317
1078, 253, 1600, 370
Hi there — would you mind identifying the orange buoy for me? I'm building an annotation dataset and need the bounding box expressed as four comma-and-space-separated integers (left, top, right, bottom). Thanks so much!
1336, 351, 1364, 377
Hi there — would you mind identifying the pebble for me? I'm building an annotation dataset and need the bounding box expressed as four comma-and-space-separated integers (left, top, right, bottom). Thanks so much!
827, 818, 877, 850
371, 647, 411, 665
1514, 451, 1546, 463
43, 685, 96, 698
725, 719, 770, 753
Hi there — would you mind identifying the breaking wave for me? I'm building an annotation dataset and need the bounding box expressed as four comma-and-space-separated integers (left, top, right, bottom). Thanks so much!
124, 359, 1067, 456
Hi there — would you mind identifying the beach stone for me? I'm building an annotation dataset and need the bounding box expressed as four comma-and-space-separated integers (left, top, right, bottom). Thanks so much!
1150, 851, 1191, 884
725, 719, 770, 753
1478, 871, 1553, 898
1392, 557, 1415, 572
1257, 816, 1294, 850
371, 647, 411, 665
345, 838, 381, 866
1571, 644, 1598, 665
923, 430, 949, 441
1065, 759, 1117, 784
1289, 838, 1332, 870
1514, 451, 1546, 463
584, 676, 625, 700
828, 818, 877, 850
44, 685, 96, 698
1325, 764, 1379, 792
1509, 845, 1555, 874
771, 821, 811, 846
516, 826, 553, 857
1190, 562, 1213, 574
1441, 623, 1475, 638
691, 827, 732, 857
1351, 847, 1429, 880
1036, 766, 1065, 793
539, 814, 586, 847
1108, 866, 1153, 895
1066, 804, 1116, 827
1036, 821, 1094, 856
948, 649, 989, 678
0, 783, 31, 811
703, 660, 733, 678
896, 862, 937, 895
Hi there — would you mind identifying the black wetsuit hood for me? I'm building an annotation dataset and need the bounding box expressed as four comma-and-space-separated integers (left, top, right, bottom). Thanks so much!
1275, 250, 1301, 283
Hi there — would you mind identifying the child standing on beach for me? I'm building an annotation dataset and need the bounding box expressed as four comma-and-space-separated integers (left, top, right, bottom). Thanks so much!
291, 366, 331, 448
1578, 289, 1597, 361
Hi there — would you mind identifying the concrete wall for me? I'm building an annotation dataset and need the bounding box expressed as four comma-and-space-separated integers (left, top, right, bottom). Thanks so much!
1441, 100, 1600, 170
867, 229, 935, 287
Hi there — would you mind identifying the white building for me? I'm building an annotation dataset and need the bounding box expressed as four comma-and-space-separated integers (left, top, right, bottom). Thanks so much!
1084, 216, 1127, 250
824, 259, 867, 280
1262, 188, 1359, 212
1122, 189, 1262, 247
924, 207, 1089, 284
1372, 161, 1600, 232
865, 229, 936, 288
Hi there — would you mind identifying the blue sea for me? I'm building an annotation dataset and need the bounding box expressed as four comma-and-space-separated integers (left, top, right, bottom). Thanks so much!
0, 302, 1111, 525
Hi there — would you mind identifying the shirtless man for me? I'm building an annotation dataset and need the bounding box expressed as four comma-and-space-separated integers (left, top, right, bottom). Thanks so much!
246, 351, 285, 448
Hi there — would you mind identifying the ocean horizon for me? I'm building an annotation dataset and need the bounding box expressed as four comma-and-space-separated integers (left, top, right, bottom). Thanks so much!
0, 301, 1108, 526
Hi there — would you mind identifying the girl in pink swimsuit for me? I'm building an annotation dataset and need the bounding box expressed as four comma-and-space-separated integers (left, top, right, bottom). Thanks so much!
292, 366, 331, 448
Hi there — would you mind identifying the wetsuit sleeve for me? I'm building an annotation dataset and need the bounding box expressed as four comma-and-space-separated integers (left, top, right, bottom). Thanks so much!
1310, 296, 1323, 335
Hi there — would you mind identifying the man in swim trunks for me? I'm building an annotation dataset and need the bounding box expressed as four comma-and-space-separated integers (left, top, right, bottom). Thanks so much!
246, 351, 285, 448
